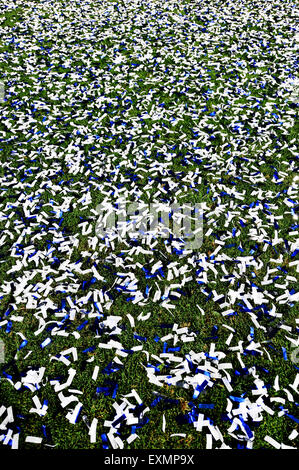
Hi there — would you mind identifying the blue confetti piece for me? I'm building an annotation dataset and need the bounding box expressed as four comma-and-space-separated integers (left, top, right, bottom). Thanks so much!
229, 396, 245, 403
77, 320, 88, 331
18, 340, 28, 350
285, 413, 299, 424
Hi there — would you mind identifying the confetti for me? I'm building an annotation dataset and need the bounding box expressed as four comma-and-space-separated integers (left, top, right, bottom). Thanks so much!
0, 0, 297, 451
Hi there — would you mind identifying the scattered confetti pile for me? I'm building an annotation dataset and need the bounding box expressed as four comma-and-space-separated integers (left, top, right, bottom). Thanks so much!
0, 0, 298, 450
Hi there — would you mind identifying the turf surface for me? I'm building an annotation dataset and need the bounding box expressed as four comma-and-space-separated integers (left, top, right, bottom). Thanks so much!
0, 0, 298, 450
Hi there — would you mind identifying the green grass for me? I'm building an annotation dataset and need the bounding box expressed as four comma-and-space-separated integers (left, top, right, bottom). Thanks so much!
0, 0, 298, 450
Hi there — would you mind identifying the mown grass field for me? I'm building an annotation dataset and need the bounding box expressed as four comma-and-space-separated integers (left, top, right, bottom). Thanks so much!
0, 0, 298, 450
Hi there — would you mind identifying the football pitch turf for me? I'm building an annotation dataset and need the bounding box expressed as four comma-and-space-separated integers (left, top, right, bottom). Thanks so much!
0, 0, 298, 450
